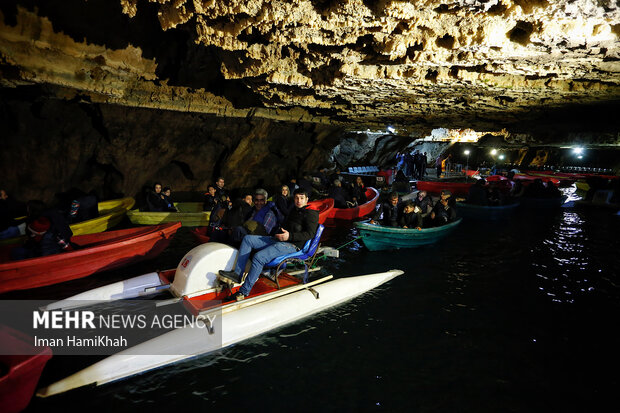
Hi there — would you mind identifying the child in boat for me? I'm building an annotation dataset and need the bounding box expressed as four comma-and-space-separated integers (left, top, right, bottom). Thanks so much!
399, 201, 422, 229
162, 187, 178, 212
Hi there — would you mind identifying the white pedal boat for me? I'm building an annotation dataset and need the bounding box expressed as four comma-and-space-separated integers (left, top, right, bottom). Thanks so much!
37, 242, 402, 397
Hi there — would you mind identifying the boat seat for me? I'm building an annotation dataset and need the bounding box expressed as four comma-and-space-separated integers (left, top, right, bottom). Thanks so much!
264, 224, 324, 289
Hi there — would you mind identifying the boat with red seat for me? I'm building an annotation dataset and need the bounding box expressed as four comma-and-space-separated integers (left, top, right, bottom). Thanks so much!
36, 242, 402, 397
0, 222, 181, 294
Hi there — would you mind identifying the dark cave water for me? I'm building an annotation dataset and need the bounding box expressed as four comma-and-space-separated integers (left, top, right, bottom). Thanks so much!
16, 187, 620, 412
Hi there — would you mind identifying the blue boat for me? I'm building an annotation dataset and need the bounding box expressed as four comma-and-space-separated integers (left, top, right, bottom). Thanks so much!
354, 219, 462, 251
456, 201, 520, 220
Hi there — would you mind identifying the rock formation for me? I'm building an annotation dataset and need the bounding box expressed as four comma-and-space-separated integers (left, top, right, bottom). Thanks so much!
0, 0, 619, 200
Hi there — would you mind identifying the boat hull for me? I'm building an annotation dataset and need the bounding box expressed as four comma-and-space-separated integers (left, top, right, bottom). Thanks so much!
355, 219, 462, 251
127, 203, 210, 226
0, 325, 52, 413
456, 202, 520, 220
0, 222, 181, 293
37, 270, 402, 396
326, 187, 379, 220
415, 181, 473, 196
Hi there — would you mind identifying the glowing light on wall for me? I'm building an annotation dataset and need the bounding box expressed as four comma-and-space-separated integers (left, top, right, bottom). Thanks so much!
490, 149, 497, 155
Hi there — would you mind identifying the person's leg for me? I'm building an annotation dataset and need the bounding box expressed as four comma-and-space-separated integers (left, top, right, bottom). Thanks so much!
238, 242, 297, 296
233, 235, 276, 275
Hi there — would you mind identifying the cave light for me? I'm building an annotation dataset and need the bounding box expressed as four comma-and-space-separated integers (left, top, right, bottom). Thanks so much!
386, 125, 396, 134
490, 149, 497, 155
464, 149, 470, 155
499, 154, 505, 160
573, 147, 584, 155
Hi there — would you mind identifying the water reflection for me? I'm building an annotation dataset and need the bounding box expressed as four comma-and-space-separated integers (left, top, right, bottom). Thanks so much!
531, 208, 617, 304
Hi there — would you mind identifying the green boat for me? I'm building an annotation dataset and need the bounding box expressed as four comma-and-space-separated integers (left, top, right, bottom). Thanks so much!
354, 218, 462, 251
127, 202, 210, 226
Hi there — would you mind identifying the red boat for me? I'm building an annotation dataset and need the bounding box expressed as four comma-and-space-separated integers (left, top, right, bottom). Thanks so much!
309, 198, 335, 223
415, 181, 474, 197
190, 199, 335, 244
0, 325, 52, 413
324, 187, 379, 220
0, 222, 181, 294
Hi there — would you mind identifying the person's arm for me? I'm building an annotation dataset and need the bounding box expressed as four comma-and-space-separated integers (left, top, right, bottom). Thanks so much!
263, 210, 277, 235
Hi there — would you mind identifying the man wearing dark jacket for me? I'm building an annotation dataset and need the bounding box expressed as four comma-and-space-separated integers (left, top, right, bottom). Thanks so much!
218, 188, 319, 301
371, 192, 400, 227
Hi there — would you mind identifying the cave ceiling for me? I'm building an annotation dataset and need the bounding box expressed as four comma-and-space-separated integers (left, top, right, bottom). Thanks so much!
1, 0, 620, 142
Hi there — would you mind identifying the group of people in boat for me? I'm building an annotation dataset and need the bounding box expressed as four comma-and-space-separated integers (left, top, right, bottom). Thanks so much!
1, 188, 100, 259
144, 182, 177, 212
371, 189, 456, 229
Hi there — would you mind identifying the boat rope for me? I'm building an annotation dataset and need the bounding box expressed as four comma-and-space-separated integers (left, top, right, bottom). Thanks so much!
333, 235, 365, 250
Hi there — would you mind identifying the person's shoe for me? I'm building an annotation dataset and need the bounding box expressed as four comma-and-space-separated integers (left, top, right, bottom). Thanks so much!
226, 291, 245, 302
218, 270, 241, 284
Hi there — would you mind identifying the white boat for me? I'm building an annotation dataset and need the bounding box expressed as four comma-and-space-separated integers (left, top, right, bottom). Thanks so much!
37, 242, 402, 397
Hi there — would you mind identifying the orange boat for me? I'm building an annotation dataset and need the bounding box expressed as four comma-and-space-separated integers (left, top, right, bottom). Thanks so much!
0, 222, 181, 294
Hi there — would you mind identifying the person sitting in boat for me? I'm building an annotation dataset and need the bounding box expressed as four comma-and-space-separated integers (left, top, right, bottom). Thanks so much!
203, 184, 219, 212
328, 179, 349, 209
230, 189, 278, 244
430, 190, 456, 227
218, 187, 319, 301
214, 177, 228, 200
161, 187, 178, 212
67, 194, 99, 223
210, 193, 253, 244
275, 185, 293, 217
351, 176, 367, 206
413, 190, 433, 226
371, 192, 400, 227
11, 200, 73, 260
543, 181, 562, 198
399, 201, 422, 229
392, 170, 410, 193
523, 178, 547, 198
146, 182, 168, 212
467, 178, 489, 205
208, 194, 231, 229
487, 182, 506, 206
0, 189, 27, 240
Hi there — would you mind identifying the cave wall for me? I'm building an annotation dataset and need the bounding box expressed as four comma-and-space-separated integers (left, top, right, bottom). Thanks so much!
0, 91, 343, 204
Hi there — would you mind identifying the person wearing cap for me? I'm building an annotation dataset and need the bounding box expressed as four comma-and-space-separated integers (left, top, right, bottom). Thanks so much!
430, 189, 457, 226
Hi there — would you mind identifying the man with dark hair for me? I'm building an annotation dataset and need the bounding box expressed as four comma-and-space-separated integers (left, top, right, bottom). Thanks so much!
214, 177, 228, 200
371, 192, 400, 227
218, 187, 319, 301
